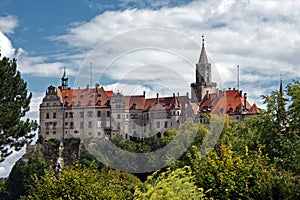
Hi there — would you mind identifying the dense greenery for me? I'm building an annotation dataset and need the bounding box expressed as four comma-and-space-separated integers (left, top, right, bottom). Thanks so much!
0, 56, 36, 162
1, 81, 299, 199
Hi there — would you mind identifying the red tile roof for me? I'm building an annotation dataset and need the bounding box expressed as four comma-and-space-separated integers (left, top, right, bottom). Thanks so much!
199, 90, 259, 115
56, 86, 113, 108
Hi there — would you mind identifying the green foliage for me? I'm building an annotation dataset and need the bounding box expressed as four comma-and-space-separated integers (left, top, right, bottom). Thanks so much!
0, 56, 37, 162
134, 166, 204, 200
5, 154, 46, 200
286, 80, 300, 132
26, 163, 140, 199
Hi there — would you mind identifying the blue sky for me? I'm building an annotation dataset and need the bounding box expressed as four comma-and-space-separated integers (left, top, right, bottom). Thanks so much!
1, 0, 300, 177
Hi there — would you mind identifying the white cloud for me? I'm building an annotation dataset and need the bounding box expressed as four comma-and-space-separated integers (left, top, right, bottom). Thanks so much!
0, 31, 15, 58
0, 15, 18, 34
16, 48, 78, 77
55, 0, 300, 96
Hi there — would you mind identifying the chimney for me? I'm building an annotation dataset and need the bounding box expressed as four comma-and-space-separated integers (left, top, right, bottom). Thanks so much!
156, 93, 159, 104
229, 87, 231, 90
177, 92, 179, 97
78, 87, 80, 89
240, 90, 243, 97
143, 91, 146, 96
86, 84, 89, 90
244, 93, 247, 109
186, 92, 189, 97
173, 93, 175, 98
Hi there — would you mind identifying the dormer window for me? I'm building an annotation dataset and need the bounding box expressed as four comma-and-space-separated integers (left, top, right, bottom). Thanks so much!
106, 100, 111, 107
88, 100, 93, 106
96, 100, 101, 106
78, 101, 82, 107
132, 103, 136, 110
229, 108, 233, 113
65, 101, 69, 107
72, 101, 76, 107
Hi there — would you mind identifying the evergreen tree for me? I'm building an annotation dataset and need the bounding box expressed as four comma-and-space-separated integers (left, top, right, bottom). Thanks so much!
0, 56, 36, 162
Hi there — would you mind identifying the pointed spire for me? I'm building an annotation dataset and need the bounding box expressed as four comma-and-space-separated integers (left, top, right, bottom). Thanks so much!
279, 74, 284, 96
199, 34, 208, 64
61, 67, 69, 90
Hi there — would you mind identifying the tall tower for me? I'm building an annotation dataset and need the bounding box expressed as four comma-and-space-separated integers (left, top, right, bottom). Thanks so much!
191, 35, 217, 102
61, 67, 69, 90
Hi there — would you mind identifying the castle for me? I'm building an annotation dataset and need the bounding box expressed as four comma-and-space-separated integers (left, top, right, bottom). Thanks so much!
39, 39, 259, 141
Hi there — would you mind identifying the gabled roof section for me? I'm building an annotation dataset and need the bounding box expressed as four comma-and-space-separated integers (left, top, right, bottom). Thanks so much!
199, 89, 259, 115
56, 85, 113, 108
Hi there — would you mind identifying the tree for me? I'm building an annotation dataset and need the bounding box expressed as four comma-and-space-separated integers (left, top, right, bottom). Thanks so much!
286, 80, 300, 133
134, 166, 204, 200
5, 154, 46, 199
0, 56, 36, 162
26, 163, 140, 199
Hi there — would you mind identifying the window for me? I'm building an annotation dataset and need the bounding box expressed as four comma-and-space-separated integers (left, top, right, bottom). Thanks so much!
132, 103, 136, 110
88, 121, 92, 128
88, 111, 93, 117
97, 111, 101, 117
53, 102, 56, 106
64, 122, 68, 128
117, 122, 121, 129
106, 121, 110, 128
46, 131, 49, 135
46, 113, 49, 119
96, 100, 101, 106
53, 122, 57, 130
80, 112, 84, 118
117, 114, 121, 119
80, 122, 84, 129
53, 112, 56, 118
107, 111, 110, 117
69, 112, 74, 118
72, 101, 76, 107
88, 132, 92, 136
70, 122, 74, 129
156, 121, 160, 128
78, 101, 82, 107
164, 121, 168, 128
97, 121, 101, 128
45, 122, 49, 130
53, 131, 56, 135
74, 130, 79, 134
88, 100, 93, 106
65, 112, 68, 118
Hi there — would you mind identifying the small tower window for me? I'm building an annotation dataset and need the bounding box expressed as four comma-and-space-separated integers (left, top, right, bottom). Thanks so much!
96, 100, 101, 106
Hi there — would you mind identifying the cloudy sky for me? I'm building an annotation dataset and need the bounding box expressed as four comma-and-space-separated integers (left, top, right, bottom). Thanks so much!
0, 0, 299, 177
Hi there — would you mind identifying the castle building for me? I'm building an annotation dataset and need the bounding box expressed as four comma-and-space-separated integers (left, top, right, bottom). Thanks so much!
39, 39, 259, 141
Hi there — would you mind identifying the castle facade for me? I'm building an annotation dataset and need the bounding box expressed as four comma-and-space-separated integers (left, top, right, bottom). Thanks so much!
39, 39, 259, 141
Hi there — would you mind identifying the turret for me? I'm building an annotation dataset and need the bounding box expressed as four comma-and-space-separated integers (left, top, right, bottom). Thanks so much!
61, 67, 69, 90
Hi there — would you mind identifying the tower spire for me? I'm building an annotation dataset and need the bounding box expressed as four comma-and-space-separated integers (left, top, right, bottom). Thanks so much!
61, 67, 69, 90
199, 34, 208, 64
279, 74, 283, 96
